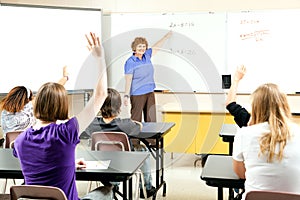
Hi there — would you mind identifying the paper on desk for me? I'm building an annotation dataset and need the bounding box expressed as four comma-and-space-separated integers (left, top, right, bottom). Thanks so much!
85, 160, 111, 169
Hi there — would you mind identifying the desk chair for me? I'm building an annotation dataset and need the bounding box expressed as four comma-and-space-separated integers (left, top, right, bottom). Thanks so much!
2, 131, 22, 194
5, 130, 23, 149
245, 190, 300, 200
91, 131, 130, 151
10, 185, 67, 200
89, 131, 147, 199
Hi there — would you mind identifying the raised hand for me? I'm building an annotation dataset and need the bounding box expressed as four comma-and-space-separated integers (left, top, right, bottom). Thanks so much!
85, 32, 103, 58
234, 65, 246, 82
63, 65, 69, 78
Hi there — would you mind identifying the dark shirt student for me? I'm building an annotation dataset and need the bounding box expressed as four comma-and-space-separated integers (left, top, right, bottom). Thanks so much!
225, 65, 251, 127
83, 88, 156, 198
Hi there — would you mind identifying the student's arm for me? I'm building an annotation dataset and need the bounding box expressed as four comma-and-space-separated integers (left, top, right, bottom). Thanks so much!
57, 66, 69, 86
152, 31, 172, 56
225, 65, 246, 106
232, 129, 246, 179
233, 159, 246, 179
76, 32, 107, 134
226, 65, 250, 127
123, 74, 133, 106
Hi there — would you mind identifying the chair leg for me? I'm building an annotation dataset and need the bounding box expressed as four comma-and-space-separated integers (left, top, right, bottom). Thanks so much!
2, 179, 7, 194
136, 169, 148, 199
86, 181, 92, 194
134, 172, 140, 199
2, 178, 18, 194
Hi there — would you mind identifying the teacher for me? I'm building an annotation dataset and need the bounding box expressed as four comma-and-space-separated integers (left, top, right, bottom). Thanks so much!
123, 31, 172, 122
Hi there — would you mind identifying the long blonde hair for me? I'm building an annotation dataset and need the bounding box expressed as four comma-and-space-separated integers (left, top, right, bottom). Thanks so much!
250, 83, 291, 162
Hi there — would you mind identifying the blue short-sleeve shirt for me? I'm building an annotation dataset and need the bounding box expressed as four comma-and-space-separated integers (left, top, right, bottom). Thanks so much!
124, 48, 156, 95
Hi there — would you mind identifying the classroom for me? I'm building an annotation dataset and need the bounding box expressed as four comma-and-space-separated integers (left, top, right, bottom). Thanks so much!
1, 0, 300, 200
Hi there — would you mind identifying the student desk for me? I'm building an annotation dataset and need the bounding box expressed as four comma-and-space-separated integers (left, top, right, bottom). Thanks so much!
219, 124, 238, 155
132, 122, 175, 199
201, 155, 245, 200
0, 149, 149, 200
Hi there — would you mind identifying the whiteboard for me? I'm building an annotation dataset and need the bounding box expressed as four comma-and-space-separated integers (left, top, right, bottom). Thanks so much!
227, 9, 300, 94
103, 12, 227, 93
0, 4, 102, 93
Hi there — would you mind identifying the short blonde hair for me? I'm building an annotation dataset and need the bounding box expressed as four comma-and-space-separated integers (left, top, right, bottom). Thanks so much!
34, 82, 68, 122
131, 37, 148, 52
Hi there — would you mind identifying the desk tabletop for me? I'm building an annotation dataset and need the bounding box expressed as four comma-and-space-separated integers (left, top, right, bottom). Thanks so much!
201, 155, 239, 180
0, 148, 149, 182
219, 124, 238, 137
136, 122, 175, 139
201, 155, 245, 188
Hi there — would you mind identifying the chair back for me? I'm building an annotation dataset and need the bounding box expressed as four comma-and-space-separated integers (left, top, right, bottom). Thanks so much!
245, 191, 300, 200
10, 185, 67, 200
91, 131, 131, 152
5, 131, 22, 148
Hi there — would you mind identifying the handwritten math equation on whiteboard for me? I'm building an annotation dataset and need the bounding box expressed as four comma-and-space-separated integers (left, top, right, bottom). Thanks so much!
239, 19, 270, 42
169, 22, 195, 28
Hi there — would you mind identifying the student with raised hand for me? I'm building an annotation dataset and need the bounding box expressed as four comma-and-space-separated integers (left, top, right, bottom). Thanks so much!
232, 83, 300, 199
84, 88, 156, 198
13, 32, 109, 200
0, 86, 35, 141
123, 31, 172, 122
225, 65, 251, 127
0, 65, 69, 143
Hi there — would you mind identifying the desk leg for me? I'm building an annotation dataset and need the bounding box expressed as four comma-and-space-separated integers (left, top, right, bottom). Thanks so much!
229, 142, 233, 156
218, 187, 223, 200
161, 138, 166, 197
228, 188, 234, 200
129, 178, 133, 200
163, 182, 166, 197
229, 142, 234, 200
123, 180, 127, 200
155, 137, 160, 196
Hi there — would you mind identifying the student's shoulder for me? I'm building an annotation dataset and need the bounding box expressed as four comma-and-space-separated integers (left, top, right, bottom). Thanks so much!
239, 122, 269, 136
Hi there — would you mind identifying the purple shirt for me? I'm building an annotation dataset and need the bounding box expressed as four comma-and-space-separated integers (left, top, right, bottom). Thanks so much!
124, 48, 156, 95
13, 117, 80, 200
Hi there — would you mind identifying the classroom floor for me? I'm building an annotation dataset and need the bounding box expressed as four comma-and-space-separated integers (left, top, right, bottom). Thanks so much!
0, 140, 230, 200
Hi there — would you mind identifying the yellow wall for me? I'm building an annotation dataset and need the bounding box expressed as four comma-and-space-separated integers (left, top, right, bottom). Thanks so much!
162, 112, 235, 154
